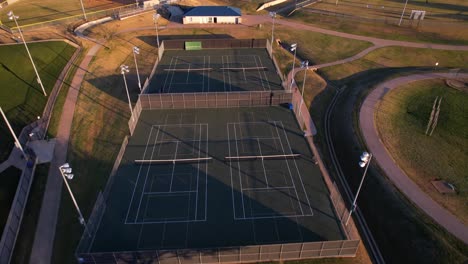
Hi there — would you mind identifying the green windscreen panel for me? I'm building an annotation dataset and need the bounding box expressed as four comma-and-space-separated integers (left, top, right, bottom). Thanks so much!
185, 41, 202, 50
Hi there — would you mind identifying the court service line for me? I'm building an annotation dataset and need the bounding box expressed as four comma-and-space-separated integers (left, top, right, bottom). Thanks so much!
194, 124, 202, 220
169, 141, 180, 192
227, 123, 238, 219
279, 122, 314, 216
167, 56, 180, 93
135, 126, 161, 222
257, 138, 269, 188
204, 123, 209, 221
253, 56, 266, 91
124, 126, 155, 224
161, 56, 175, 93
272, 121, 305, 215
222, 56, 226, 91
257, 55, 272, 90
142, 190, 196, 195
186, 63, 191, 83
233, 124, 246, 218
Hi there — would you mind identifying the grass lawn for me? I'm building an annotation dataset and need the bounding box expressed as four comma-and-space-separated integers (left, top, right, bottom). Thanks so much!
52, 22, 159, 264
310, 0, 468, 23
11, 164, 49, 264
375, 79, 468, 224
289, 4, 468, 45
320, 46, 468, 81
275, 26, 373, 66
0, 41, 76, 162
0, 0, 134, 27
0, 166, 21, 238
307, 68, 468, 264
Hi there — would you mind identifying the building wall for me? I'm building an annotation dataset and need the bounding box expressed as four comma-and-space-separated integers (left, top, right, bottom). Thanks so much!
183, 16, 241, 24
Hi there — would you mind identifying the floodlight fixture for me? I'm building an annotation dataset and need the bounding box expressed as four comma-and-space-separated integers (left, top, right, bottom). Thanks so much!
288, 43, 298, 91
345, 152, 373, 225
120, 65, 135, 122
132, 47, 142, 90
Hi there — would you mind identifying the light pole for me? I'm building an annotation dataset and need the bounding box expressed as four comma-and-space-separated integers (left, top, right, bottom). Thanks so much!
269, 12, 276, 50
398, 0, 409, 26
132, 46, 142, 91
78, 0, 87, 20
59, 163, 91, 237
120, 65, 134, 122
0, 107, 25, 155
298, 60, 309, 122
345, 152, 372, 226
289, 43, 297, 92
8, 11, 47, 97
153, 13, 160, 48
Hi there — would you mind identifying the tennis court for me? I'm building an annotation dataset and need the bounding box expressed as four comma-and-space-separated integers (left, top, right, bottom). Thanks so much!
147, 48, 283, 93
89, 107, 345, 253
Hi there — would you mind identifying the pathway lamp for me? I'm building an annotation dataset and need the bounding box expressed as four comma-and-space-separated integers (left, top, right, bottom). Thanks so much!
345, 152, 373, 226
298, 60, 309, 121
133, 46, 142, 91
153, 14, 160, 48
269, 12, 276, 49
120, 65, 134, 122
289, 43, 298, 91
59, 163, 91, 237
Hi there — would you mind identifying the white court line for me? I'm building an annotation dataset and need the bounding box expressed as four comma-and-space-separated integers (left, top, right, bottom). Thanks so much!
279, 121, 314, 216
233, 124, 246, 218
227, 123, 237, 219
124, 126, 155, 224
169, 141, 180, 192
207, 56, 211, 92
234, 214, 309, 220
186, 63, 191, 83
143, 190, 196, 195
272, 121, 305, 215
194, 124, 201, 220
167, 56, 180, 93
257, 138, 269, 188
253, 55, 266, 91
241, 186, 295, 191
226, 55, 232, 91
128, 219, 206, 225
161, 56, 175, 93
257, 55, 272, 90
222, 55, 226, 91
134, 126, 161, 222
204, 123, 209, 220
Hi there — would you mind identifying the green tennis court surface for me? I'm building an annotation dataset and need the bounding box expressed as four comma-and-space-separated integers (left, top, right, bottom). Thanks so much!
89, 107, 345, 252
147, 48, 283, 93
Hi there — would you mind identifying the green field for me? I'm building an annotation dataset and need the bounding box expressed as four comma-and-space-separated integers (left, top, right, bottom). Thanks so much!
320, 46, 468, 80
375, 79, 468, 223
0, 166, 21, 238
0, 41, 76, 162
0, 0, 130, 27
289, 0, 468, 44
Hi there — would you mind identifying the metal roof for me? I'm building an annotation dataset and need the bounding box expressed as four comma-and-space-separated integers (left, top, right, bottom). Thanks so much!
184, 6, 242, 17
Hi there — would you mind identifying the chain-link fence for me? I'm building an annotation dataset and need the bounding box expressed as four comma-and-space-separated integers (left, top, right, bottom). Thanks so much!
77, 239, 360, 264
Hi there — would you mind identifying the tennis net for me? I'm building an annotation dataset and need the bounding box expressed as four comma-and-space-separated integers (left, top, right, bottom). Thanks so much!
219, 66, 267, 72
135, 157, 213, 164
225, 154, 301, 161
163, 68, 213, 72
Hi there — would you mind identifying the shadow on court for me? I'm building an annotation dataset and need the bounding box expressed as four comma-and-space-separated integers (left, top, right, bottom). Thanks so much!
90, 107, 346, 253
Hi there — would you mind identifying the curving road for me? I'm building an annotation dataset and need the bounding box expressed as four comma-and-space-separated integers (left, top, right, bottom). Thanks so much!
359, 72, 468, 244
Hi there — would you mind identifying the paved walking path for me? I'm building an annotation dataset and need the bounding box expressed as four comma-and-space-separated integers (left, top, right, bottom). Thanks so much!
359, 72, 468, 244
29, 42, 105, 264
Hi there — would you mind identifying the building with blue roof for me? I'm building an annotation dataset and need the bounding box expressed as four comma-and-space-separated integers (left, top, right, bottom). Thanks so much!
183, 6, 242, 24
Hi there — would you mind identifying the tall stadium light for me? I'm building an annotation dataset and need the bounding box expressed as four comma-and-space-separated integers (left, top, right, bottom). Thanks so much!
59, 163, 91, 237
289, 43, 298, 91
8, 11, 47, 97
398, 0, 409, 26
298, 60, 309, 122
78, 0, 87, 20
0, 107, 25, 155
132, 46, 142, 91
153, 13, 160, 48
120, 65, 134, 122
269, 12, 276, 49
345, 152, 373, 226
